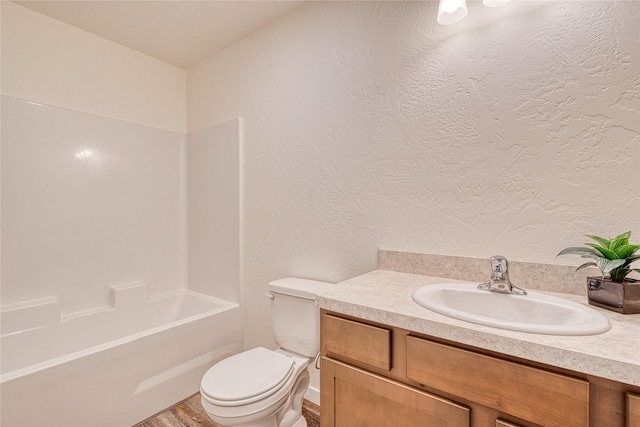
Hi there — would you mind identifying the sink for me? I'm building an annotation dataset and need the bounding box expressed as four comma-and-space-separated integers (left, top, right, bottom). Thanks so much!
411, 283, 611, 335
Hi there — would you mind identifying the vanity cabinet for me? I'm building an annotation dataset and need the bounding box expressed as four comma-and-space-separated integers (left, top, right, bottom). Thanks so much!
320, 311, 640, 427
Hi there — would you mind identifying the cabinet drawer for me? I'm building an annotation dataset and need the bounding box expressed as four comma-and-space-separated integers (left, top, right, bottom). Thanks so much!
323, 314, 391, 371
406, 336, 589, 427
321, 358, 469, 427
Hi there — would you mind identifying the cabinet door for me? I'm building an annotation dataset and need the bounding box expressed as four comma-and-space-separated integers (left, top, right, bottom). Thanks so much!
321, 357, 469, 427
628, 393, 640, 427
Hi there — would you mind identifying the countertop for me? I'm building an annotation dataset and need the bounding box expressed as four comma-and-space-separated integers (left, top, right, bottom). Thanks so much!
316, 269, 640, 387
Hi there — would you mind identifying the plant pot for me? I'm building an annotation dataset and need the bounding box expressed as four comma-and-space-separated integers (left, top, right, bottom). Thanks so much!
587, 276, 640, 314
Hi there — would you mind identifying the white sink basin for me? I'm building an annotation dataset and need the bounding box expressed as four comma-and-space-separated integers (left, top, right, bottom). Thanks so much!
411, 283, 611, 335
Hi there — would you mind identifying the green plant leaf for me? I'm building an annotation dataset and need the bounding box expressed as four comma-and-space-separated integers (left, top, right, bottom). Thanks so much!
557, 247, 601, 258
611, 231, 631, 241
574, 261, 597, 272
585, 243, 619, 259
595, 258, 625, 276
625, 254, 640, 263
586, 234, 612, 248
609, 236, 629, 251
621, 255, 640, 270
614, 244, 640, 259
609, 268, 630, 283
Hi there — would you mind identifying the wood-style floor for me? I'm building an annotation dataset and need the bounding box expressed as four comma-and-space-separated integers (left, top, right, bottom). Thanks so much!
134, 392, 320, 427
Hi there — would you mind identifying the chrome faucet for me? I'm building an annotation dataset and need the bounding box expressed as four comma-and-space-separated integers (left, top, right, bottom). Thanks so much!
477, 255, 527, 295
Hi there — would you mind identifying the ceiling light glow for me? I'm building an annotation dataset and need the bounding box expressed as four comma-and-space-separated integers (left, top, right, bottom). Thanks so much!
437, 0, 468, 25
483, 0, 511, 7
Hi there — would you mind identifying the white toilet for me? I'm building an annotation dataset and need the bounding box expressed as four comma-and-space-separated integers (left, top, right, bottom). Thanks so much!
200, 277, 329, 427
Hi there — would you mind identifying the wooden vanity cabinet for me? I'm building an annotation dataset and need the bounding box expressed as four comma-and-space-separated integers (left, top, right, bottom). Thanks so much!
320, 311, 640, 427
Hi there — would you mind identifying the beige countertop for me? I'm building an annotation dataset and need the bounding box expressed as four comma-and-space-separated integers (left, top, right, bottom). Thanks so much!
316, 269, 640, 387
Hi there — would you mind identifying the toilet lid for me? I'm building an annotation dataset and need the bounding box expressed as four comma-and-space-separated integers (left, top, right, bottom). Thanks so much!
201, 347, 294, 402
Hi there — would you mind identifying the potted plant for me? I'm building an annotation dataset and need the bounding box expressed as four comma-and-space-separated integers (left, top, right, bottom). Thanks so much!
558, 231, 640, 314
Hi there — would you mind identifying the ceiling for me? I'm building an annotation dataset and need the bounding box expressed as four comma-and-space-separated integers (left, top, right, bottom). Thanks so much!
14, 0, 305, 69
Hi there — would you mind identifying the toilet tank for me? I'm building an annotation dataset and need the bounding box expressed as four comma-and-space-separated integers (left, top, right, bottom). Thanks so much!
267, 277, 331, 357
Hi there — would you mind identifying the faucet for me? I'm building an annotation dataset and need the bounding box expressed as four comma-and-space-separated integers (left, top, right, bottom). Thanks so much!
477, 255, 527, 295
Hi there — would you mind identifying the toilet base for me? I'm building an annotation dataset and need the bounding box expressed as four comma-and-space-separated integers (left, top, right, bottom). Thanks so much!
291, 416, 307, 427
277, 362, 309, 427
278, 410, 306, 427
201, 394, 284, 427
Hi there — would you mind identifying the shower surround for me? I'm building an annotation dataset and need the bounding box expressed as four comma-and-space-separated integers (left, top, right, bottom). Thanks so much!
0, 96, 244, 425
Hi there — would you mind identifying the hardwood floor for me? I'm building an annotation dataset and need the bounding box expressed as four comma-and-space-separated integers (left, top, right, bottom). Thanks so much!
134, 393, 320, 427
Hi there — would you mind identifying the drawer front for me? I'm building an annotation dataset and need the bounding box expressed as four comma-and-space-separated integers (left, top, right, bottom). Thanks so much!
323, 314, 391, 371
321, 357, 469, 427
406, 336, 589, 427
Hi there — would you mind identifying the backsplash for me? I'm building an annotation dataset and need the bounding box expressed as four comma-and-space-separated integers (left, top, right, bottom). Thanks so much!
377, 250, 597, 296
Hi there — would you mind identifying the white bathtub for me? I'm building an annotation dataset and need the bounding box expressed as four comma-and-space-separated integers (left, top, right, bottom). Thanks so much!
0, 287, 242, 427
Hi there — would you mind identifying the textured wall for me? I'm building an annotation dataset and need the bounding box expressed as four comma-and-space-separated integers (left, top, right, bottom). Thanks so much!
188, 0, 639, 352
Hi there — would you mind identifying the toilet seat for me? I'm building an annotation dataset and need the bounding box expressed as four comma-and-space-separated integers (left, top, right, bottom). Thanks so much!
201, 347, 294, 407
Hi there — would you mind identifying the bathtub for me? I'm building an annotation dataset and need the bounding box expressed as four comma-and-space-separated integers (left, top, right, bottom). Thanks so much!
0, 285, 242, 427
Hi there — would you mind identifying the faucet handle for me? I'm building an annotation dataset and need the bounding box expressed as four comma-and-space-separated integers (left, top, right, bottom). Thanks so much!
484, 255, 527, 295
490, 255, 508, 274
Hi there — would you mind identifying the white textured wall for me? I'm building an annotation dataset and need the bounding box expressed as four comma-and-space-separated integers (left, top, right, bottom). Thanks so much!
1, 2, 186, 132
188, 1, 640, 350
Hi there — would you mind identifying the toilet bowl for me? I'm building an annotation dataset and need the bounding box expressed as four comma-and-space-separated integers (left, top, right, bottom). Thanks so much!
201, 348, 311, 427
200, 278, 329, 427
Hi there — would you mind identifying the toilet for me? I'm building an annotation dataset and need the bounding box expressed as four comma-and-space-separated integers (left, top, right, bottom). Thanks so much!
200, 277, 329, 427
